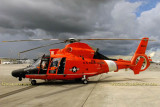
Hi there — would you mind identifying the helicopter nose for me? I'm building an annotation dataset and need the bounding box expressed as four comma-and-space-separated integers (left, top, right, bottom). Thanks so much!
12, 68, 25, 78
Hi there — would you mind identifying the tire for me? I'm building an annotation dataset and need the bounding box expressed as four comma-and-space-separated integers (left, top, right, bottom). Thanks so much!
19, 77, 22, 81
83, 80, 88, 84
31, 80, 37, 85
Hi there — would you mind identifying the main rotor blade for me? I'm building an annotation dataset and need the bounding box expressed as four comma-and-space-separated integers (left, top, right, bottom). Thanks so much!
79, 38, 155, 41
2, 39, 59, 42
19, 42, 65, 53
2, 38, 155, 43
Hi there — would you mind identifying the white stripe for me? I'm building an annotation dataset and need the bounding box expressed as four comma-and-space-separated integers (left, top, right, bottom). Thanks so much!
104, 60, 117, 71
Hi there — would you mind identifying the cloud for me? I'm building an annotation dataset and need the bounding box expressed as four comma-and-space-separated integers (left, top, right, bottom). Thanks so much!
110, 1, 141, 36
0, 0, 115, 34
138, 3, 160, 39
147, 49, 160, 62
0, 0, 159, 59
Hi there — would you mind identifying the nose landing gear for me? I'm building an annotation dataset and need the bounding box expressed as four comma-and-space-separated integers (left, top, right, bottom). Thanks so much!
18, 77, 22, 81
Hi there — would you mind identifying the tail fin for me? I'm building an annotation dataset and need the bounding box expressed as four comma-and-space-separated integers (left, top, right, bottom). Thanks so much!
130, 38, 150, 74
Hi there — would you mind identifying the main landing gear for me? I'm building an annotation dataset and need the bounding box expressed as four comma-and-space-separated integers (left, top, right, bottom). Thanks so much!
75, 75, 88, 84
83, 79, 88, 84
82, 75, 88, 84
30, 79, 37, 85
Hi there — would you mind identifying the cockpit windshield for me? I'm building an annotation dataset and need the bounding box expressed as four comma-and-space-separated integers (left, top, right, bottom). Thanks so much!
32, 58, 41, 67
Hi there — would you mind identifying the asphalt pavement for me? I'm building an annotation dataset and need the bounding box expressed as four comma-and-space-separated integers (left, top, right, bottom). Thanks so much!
0, 64, 160, 107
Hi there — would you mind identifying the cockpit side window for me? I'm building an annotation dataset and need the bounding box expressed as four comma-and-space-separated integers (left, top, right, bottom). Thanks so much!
41, 60, 48, 70
38, 57, 50, 74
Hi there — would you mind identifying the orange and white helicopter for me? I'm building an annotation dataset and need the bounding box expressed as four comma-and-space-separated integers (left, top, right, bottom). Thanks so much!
3, 37, 152, 85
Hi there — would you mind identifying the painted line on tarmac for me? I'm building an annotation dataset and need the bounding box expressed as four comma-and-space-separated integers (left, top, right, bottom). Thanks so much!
0, 86, 37, 99
81, 75, 102, 107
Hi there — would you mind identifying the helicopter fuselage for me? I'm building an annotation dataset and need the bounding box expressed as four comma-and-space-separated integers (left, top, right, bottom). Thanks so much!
11, 38, 151, 84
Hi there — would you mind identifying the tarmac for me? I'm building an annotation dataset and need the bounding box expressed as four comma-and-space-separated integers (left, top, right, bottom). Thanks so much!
0, 63, 160, 107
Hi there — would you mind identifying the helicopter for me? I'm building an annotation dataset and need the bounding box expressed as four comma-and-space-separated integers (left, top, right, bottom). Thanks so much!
3, 37, 152, 85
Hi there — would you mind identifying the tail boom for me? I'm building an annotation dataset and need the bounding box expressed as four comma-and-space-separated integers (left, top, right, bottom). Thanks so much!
110, 38, 150, 74
101, 38, 150, 75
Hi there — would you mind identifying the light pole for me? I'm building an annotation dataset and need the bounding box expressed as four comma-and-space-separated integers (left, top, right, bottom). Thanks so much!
18, 53, 20, 64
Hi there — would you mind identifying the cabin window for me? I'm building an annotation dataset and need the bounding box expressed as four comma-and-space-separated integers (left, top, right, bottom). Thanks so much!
57, 58, 66, 74
50, 58, 61, 67
49, 58, 61, 74
49, 58, 66, 74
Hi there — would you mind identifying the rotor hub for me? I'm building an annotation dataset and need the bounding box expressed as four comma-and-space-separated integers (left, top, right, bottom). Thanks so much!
65, 38, 80, 43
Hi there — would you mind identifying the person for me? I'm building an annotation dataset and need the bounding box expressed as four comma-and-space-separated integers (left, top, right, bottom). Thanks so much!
41, 61, 48, 70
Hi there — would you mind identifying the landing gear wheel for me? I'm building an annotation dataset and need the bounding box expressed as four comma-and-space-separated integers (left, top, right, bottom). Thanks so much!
31, 80, 37, 85
19, 77, 22, 81
83, 79, 88, 84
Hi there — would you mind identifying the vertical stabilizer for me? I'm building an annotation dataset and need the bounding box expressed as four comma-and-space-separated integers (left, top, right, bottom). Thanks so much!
130, 38, 150, 74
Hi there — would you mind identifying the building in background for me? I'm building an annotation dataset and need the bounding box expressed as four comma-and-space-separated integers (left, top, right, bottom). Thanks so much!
0, 57, 17, 64
0, 58, 35, 64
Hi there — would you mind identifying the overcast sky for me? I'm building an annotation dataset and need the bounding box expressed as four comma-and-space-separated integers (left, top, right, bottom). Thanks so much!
0, 0, 160, 60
